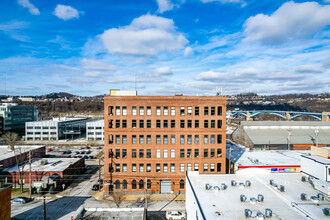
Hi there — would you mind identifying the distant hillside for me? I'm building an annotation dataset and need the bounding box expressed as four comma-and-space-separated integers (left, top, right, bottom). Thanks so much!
41, 92, 77, 99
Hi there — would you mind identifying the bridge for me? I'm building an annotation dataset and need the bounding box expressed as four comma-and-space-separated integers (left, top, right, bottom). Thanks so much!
230, 110, 330, 121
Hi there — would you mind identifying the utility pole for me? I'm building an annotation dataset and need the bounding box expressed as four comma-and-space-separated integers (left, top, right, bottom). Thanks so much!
287, 130, 291, 150
145, 177, 148, 209
229, 147, 232, 174
98, 146, 101, 192
29, 150, 32, 200
315, 129, 319, 147
43, 194, 46, 220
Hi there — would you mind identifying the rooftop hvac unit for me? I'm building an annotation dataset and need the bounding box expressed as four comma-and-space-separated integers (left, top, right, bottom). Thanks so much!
40, 159, 48, 165
310, 195, 319, 204
318, 193, 325, 201
221, 183, 227, 190
256, 212, 264, 220
301, 176, 307, 182
301, 193, 308, 201
245, 209, 252, 217
279, 185, 285, 192
231, 180, 237, 186
245, 180, 251, 187
250, 197, 257, 204
213, 186, 220, 192
269, 179, 274, 186
240, 195, 247, 202
239, 182, 245, 188
323, 208, 330, 216
265, 208, 272, 218
205, 184, 210, 190
257, 194, 264, 202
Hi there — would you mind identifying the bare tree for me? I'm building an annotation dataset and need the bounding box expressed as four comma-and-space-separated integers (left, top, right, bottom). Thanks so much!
112, 191, 124, 208
0, 132, 28, 193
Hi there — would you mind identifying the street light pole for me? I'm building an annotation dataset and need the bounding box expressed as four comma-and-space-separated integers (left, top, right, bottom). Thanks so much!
43, 194, 46, 220
29, 150, 32, 200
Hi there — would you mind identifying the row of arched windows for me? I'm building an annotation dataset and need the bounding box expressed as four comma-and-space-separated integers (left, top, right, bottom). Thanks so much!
114, 179, 185, 190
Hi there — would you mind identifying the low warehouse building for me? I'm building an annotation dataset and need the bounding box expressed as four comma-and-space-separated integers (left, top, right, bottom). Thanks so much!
232, 121, 330, 150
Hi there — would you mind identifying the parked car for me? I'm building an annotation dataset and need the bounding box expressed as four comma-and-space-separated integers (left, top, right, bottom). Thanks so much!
47, 148, 52, 152
88, 156, 95, 159
60, 151, 66, 155
166, 211, 186, 220
11, 197, 32, 204
74, 151, 80, 154
80, 151, 85, 154
92, 184, 99, 191
77, 155, 83, 158
84, 155, 89, 159
66, 150, 72, 154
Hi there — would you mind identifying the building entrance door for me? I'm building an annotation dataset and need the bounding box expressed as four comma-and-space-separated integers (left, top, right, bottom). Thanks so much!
160, 179, 171, 193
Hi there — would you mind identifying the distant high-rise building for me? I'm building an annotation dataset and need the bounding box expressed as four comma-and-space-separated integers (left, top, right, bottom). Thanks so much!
104, 90, 227, 193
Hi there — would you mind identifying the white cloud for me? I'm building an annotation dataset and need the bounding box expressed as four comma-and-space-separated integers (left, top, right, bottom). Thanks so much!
244, 2, 330, 44
156, 0, 174, 13
17, 0, 40, 15
81, 59, 117, 71
154, 66, 173, 75
53, 5, 80, 20
0, 21, 29, 41
83, 71, 101, 77
184, 46, 194, 57
200, 0, 246, 7
99, 14, 188, 56
295, 65, 325, 73
56, 65, 80, 71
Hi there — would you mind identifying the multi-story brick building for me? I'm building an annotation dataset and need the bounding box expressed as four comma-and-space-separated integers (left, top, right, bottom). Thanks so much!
104, 90, 226, 194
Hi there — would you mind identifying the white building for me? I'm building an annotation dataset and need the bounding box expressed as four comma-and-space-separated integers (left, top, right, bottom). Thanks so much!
186, 170, 329, 220
25, 117, 87, 141
86, 119, 104, 141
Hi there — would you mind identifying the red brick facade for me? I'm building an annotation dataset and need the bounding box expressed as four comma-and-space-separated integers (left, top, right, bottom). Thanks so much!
104, 94, 226, 193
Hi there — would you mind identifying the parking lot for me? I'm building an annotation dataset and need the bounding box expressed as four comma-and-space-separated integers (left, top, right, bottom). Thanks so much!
45, 145, 102, 161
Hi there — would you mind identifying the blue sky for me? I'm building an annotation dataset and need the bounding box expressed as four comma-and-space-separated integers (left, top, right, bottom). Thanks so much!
0, 0, 330, 96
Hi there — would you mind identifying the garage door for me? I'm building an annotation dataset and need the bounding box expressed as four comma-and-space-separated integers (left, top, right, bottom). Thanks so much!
160, 180, 171, 194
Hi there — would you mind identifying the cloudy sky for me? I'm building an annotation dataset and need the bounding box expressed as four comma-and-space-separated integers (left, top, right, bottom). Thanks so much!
0, 0, 330, 96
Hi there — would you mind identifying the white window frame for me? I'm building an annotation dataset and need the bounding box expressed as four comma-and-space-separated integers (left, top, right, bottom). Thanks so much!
156, 149, 161, 158
171, 149, 175, 158
164, 106, 168, 116
164, 149, 168, 158
171, 106, 175, 116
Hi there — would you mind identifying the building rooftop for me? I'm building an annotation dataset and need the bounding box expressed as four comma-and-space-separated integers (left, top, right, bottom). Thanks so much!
187, 170, 329, 220
4, 157, 82, 172
87, 119, 104, 124
27, 117, 87, 124
301, 154, 330, 165
0, 145, 45, 162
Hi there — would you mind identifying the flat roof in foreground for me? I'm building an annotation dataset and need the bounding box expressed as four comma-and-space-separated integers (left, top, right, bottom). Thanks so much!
187, 170, 328, 220
0, 145, 45, 161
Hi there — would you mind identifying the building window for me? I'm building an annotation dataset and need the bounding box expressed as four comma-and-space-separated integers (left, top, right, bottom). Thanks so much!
187, 135, 192, 144
122, 120, 127, 128
156, 135, 161, 144
156, 120, 161, 128
139, 120, 144, 128
123, 106, 127, 115
180, 135, 185, 144
187, 149, 192, 158
115, 180, 120, 189
217, 106, 222, 115
195, 135, 199, 144
211, 120, 215, 128
218, 120, 222, 128
195, 106, 199, 116
147, 149, 151, 158
171, 120, 175, 128
171, 149, 175, 158
147, 135, 151, 144
132, 164, 137, 172
156, 163, 161, 172
211, 106, 215, 116
132, 135, 137, 144
211, 135, 215, 144
147, 164, 151, 172
171, 163, 175, 172
147, 180, 151, 189
194, 149, 199, 158
164, 149, 168, 158
164, 106, 168, 115
204, 163, 208, 172
156, 149, 161, 158
180, 180, 184, 189
204, 135, 209, 144
163, 135, 168, 144
122, 135, 127, 144
116, 120, 120, 128
116, 135, 120, 144
187, 163, 192, 171
210, 149, 215, 158
123, 180, 127, 189
116, 106, 120, 115
187, 120, 192, 128
132, 180, 137, 189
163, 163, 168, 172
132, 120, 137, 128
132, 149, 137, 158
194, 163, 199, 171
217, 135, 222, 144
171, 107, 175, 116
210, 163, 215, 172
132, 106, 137, 116
139, 149, 144, 158
180, 149, 185, 158
164, 120, 168, 128
115, 149, 120, 158
122, 149, 127, 158
180, 120, 185, 128
123, 164, 127, 172
217, 148, 222, 158
109, 135, 113, 144
187, 106, 192, 115
156, 106, 161, 116
139, 106, 144, 115
204, 120, 208, 128
217, 163, 222, 172
180, 163, 185, 173
147, 106, 151, 115
147, 120, 151, 128
139, 135, 144, 144
139, 164, 144, 173
204, 106, 209, 116
204, 149, 208, 158
116, 164, 120, 172
180, 107, 185, 115
171, 135, 175, 144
